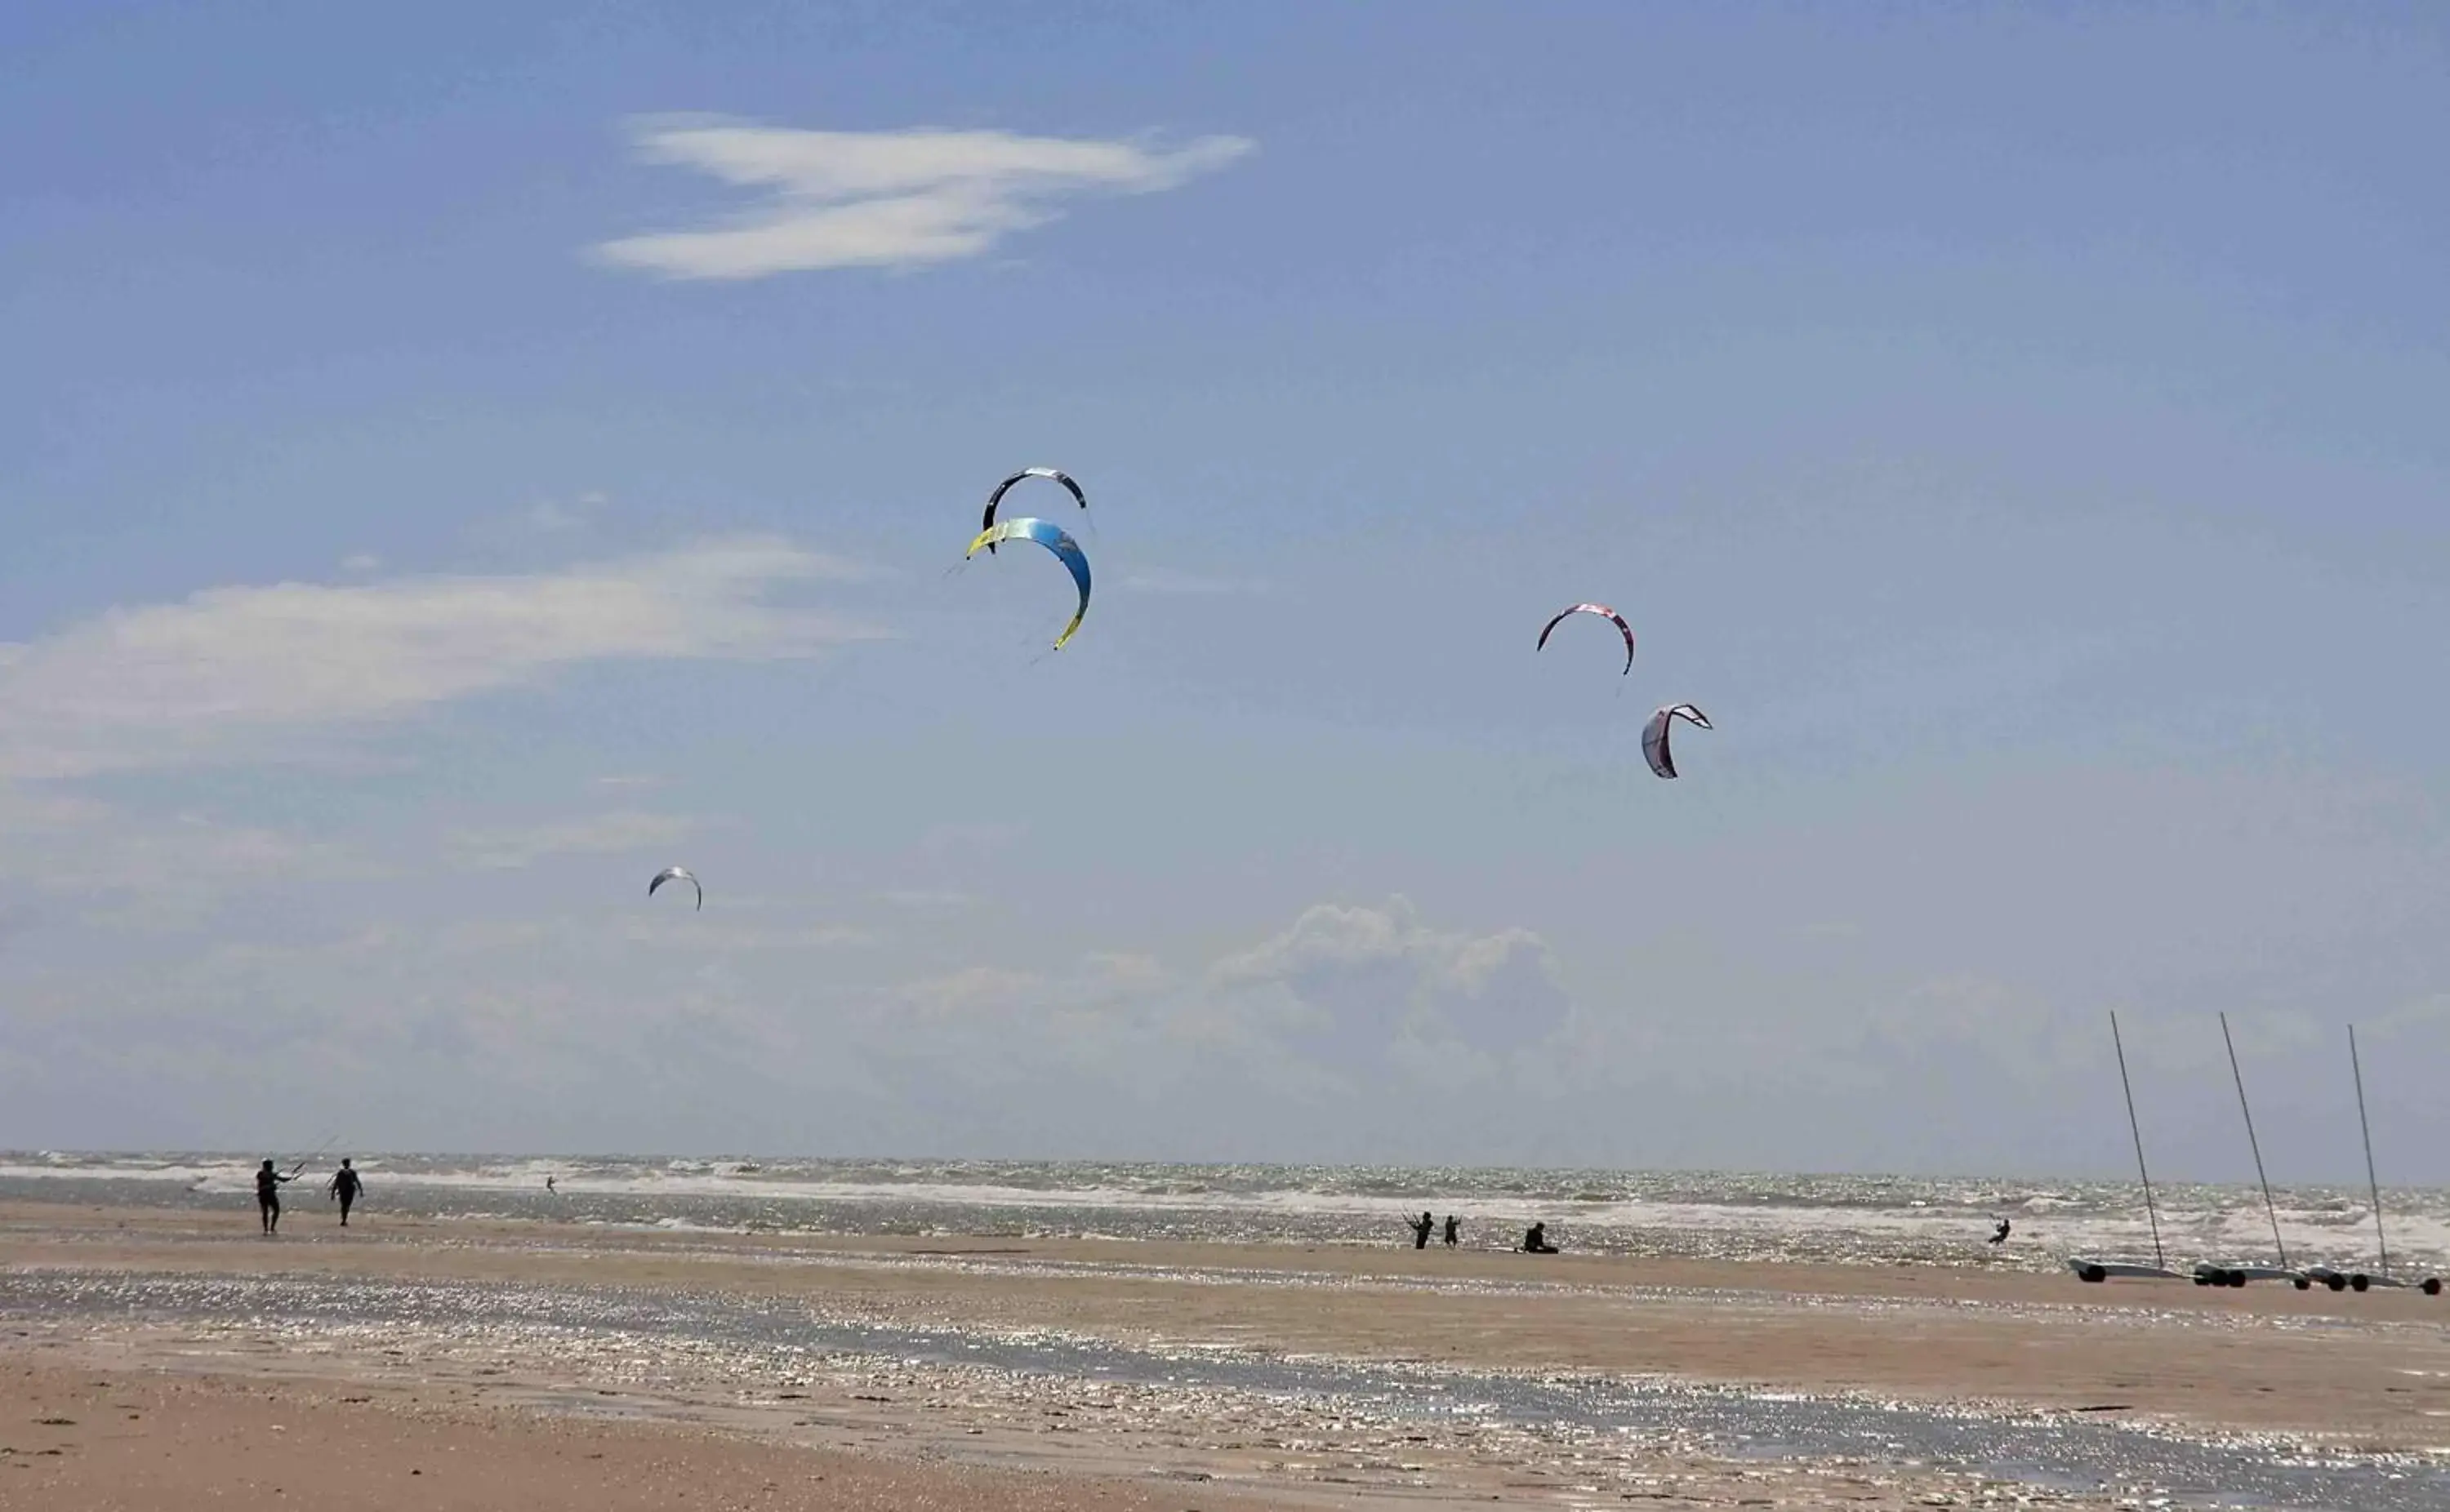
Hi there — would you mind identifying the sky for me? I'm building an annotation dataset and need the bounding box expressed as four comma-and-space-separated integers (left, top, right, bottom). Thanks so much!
2, 2, 2446, 1180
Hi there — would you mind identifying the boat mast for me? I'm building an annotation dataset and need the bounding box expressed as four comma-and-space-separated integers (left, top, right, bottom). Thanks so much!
2219, 1012, 2288, 1270
2110, 1011, 2166, 1271
2350, 1023, 2389, 1276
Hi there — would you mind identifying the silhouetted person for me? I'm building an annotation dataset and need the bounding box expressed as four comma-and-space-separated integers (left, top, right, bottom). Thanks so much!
1989, 1218, 2011, 1246
1443, 1215, 1459, 1248
255, 1159, 293, 1235
1521, 1221, 1557, 1254
328, 1158, 363, 1226
546, 1175, 558, 1195
1410, 1211, 1434, 1249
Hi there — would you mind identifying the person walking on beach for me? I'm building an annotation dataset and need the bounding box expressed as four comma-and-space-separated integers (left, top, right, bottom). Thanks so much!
327, 1158, 363, 1226
1410, 1211, 1435, 1249
1443, 1215, 1459, 1248
255, 1158, 294, 1235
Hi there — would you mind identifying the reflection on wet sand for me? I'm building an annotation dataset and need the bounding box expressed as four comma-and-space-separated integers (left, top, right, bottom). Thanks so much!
6, 1204, 2448, 1510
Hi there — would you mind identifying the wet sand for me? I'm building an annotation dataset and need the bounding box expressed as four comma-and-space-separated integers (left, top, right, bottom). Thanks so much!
7, 1199, 2449, 1508
0, 1358, 1283, 1511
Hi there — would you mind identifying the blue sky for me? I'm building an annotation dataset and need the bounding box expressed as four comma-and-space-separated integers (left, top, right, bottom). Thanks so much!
3, 2, 2447, 1180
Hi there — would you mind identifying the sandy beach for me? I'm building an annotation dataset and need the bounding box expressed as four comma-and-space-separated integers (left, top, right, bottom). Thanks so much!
7, 1199, 2448, 1509
0, 1357, 1294, 1512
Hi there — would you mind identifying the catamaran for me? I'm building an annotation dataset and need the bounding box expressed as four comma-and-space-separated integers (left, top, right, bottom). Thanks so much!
2193, 1012, 2306, 1287
2070, 1011, 2300, 1287
2297, 1025, 2443, 1296
2069, 1011, 2182, 1283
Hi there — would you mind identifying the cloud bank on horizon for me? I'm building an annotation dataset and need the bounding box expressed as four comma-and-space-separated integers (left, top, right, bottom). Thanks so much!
595, 121, 1254, 278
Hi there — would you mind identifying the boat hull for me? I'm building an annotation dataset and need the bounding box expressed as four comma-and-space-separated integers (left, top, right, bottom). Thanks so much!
2068, 1258, 2180, 1283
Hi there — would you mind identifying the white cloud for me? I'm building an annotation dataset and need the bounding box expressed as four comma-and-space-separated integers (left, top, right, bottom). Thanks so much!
0, 538, 875, 780
1209, 896, 1573, 1065
835, 897, 1573, 1101
595, 120, 1253, 279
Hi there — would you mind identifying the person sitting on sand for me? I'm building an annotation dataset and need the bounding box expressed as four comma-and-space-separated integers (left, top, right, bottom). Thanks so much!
327, 1158, 363, 1227
256, 1158, 294, 1236
1443, 1215, 1459, 1248
1521, 1221, 1557, 1254
1410, 1211, 1435, 1249
1989, 1218, 2011, 1246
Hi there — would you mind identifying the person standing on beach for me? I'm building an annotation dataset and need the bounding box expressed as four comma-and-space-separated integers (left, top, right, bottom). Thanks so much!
327, 1158, 363, 1226
255, 1158, 293, 1235
1410, 1211, 1434, 1249
1443, 1215, 1459, 1248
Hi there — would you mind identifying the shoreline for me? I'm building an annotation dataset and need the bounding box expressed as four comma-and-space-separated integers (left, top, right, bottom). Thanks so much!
10, 1154, 2439, 1279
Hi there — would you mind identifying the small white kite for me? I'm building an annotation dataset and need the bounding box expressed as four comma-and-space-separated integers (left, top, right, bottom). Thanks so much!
648, 865, 702, 910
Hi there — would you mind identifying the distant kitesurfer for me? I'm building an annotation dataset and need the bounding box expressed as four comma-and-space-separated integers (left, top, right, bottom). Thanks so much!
546, 1175, 558, 1195
1443, 1215, 1459, 1248
1410, 1211, 1434, 1250
256, 1158, 294, 1235
1522, 1221, 1557, 1255
327, 1158, 362, 1226
1989, 1218, 2011, 1247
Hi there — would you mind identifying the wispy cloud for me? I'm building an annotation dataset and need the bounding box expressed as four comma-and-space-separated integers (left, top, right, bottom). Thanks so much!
595, 120, 1254, 279
519, 491, 610, 533
873, 887, 973, 912
613, 915, 877, 952
0, 539, 875, 780
1116, 567, 1270, 596
449, 810, 702, 871
0, 785, 369, 923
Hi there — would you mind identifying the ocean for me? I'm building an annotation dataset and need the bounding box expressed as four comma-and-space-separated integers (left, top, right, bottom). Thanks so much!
4, 1151, 2443, 1276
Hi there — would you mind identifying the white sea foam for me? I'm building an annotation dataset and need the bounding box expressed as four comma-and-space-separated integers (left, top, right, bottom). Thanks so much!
3, 1150, 2442, 1274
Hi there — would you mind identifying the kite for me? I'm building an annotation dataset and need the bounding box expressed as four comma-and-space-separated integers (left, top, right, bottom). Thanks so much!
1642, 704, 1713, 780
981, 468, 1087, 552
967, 518, 1092, 650
648, 865, 702, 911
1535, 603, 1636, 674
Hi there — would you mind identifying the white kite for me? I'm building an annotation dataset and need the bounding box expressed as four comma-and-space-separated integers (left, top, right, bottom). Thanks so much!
1642, 705, 1713, 780
648, 865, 702, 910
